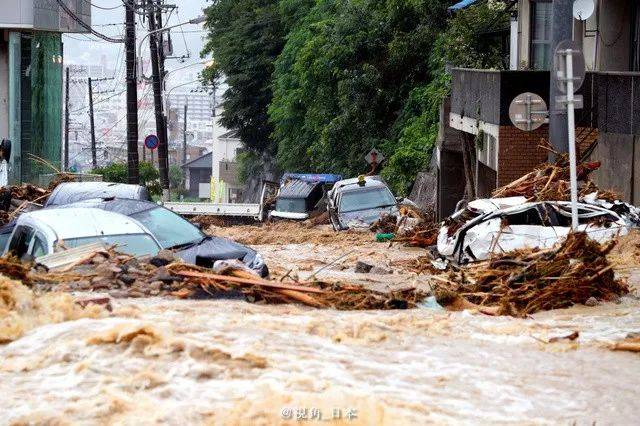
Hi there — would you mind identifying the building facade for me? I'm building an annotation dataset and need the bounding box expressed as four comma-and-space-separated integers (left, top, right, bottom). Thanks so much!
0, 1, 90, 183
438, 0, 639, 219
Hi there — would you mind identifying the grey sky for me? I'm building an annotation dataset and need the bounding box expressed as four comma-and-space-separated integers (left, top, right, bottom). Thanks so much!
63, 0, 210, 74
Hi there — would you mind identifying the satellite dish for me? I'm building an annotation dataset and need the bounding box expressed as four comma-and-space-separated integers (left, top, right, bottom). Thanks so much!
573, 0, 594, 21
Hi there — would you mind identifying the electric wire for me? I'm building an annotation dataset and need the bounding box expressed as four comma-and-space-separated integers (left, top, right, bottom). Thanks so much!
52, 0, 125, 43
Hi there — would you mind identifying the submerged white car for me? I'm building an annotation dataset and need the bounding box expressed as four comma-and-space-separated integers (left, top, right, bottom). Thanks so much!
327, 176, 399, 230
438, 195, 640, 263
3, 208, 162, 260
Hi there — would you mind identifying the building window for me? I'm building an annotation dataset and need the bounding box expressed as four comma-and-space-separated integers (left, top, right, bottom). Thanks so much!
530, 0, 552, 70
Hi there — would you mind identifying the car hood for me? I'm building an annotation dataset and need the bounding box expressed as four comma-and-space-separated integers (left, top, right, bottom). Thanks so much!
338, 206, 398, 228
174, 236, 254, 268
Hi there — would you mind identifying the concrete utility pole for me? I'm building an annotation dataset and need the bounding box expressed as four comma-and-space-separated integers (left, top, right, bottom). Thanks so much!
548, 0, 573, 158
64, 66, 70, 171
88, 77, 97, 169
147, 0, 170, 200
125, 0, 140, 184
182, 101, 188, 171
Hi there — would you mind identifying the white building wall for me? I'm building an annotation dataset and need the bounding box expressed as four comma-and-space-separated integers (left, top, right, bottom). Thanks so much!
0, 1, 34, 29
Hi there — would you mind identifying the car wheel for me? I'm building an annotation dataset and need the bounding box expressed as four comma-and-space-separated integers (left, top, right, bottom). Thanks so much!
259, 264, 269, 278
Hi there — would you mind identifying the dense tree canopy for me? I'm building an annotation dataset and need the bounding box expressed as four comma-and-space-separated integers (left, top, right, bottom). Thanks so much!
202, 0, 509, 195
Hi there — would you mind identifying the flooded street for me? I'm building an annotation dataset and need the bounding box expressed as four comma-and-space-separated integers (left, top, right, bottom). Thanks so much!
1, 225, 640, 425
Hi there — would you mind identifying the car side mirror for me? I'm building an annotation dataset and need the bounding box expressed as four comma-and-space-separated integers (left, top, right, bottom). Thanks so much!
395, 197, 404, 203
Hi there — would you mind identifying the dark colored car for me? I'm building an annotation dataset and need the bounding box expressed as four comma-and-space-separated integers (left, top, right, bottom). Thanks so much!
45, 182, 150, 207
59, 198, 268, 277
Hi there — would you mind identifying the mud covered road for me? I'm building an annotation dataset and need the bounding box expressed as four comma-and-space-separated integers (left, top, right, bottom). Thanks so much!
1, 223, 640, 425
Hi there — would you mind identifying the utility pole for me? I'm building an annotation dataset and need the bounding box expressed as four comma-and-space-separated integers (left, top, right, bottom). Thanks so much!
64, 66, 70, 171
125, 0, 140, 183
88, 77, 97, 169
548, 0, 573, 158
182, 101, 188, 170
147, 0, 170, 200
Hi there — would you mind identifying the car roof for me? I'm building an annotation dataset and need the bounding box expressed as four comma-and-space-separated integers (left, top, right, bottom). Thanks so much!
18, 208, 151, 240
277, 179, 319, 199
45, 182, 149, 207
61, 197, 159, 216
331, 176, 388, 194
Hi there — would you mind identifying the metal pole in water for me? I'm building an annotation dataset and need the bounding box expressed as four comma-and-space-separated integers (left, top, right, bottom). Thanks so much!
565, 48, 578, 229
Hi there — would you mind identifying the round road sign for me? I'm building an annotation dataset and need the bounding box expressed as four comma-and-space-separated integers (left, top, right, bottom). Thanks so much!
144, 134, 159, 150
508, 92, 548, 132
554, 40, 586, 94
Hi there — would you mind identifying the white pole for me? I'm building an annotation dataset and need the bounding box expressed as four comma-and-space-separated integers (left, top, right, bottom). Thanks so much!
565, 49, 579, 229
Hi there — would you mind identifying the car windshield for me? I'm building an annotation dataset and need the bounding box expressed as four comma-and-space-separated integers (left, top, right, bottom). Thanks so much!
275, 198, 307, 213
339, 187, 396, 213
62, 234, 160, 257
130, 207, 203, 249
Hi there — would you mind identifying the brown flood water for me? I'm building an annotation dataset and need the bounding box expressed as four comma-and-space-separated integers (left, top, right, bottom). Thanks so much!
1, 234, 640, 425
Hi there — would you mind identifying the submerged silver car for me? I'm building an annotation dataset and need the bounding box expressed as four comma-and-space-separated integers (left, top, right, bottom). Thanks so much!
327, 176, 399, 230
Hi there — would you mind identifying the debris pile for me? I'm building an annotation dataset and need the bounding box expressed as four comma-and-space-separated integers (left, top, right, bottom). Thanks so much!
492, 155, 618, 202
14, 247, 427, 311
210, 221, 372, 246
393, 222, 439, 248
190, 215, 230, 229
0, 174, 75, 226
370, 208, 439, 248
434, 232, 629, 317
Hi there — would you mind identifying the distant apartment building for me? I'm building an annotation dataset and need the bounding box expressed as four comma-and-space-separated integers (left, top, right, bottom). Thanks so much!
0, 1, 91, 183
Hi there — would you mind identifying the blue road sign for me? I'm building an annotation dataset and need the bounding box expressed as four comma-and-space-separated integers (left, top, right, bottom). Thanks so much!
144, 134, 159, 150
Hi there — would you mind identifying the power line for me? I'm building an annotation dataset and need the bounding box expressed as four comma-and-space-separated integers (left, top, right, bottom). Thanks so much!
70, 89, 126, 113
52, 0, 125, 43
81, 0, 122, 11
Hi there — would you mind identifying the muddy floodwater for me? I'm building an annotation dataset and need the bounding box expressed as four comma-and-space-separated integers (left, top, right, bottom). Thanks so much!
1, 227, 640, 425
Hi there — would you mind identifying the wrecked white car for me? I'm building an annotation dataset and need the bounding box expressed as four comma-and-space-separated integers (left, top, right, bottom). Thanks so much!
438, 195, 640, 263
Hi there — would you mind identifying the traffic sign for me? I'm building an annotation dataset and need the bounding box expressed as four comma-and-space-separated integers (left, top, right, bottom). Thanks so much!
554, 40, 585, 94
144, 134, 159, 150
508, 92, 548, 131
365, 148, 385, 165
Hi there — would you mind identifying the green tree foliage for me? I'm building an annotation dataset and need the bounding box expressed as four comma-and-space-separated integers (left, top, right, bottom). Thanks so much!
202, 0, 509, 196
169, 164, 184, 189
269, 0, 450, 194
202, 0, 296, 153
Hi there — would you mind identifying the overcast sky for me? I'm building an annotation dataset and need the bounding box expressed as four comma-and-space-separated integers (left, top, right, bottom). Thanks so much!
63, 0, 210, 78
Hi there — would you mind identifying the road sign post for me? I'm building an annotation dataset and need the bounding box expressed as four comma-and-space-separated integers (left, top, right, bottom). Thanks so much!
554, 40, 585, 230
564, 47, 579, 230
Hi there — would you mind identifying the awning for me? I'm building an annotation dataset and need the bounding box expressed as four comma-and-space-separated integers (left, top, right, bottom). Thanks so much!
448, 0, 478, 10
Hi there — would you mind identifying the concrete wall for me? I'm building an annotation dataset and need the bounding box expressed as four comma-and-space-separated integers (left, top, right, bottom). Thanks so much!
590, 132, 639, 203
0, 37, 8, 141
437, 150, 466, 220
597, 0, 632, 71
